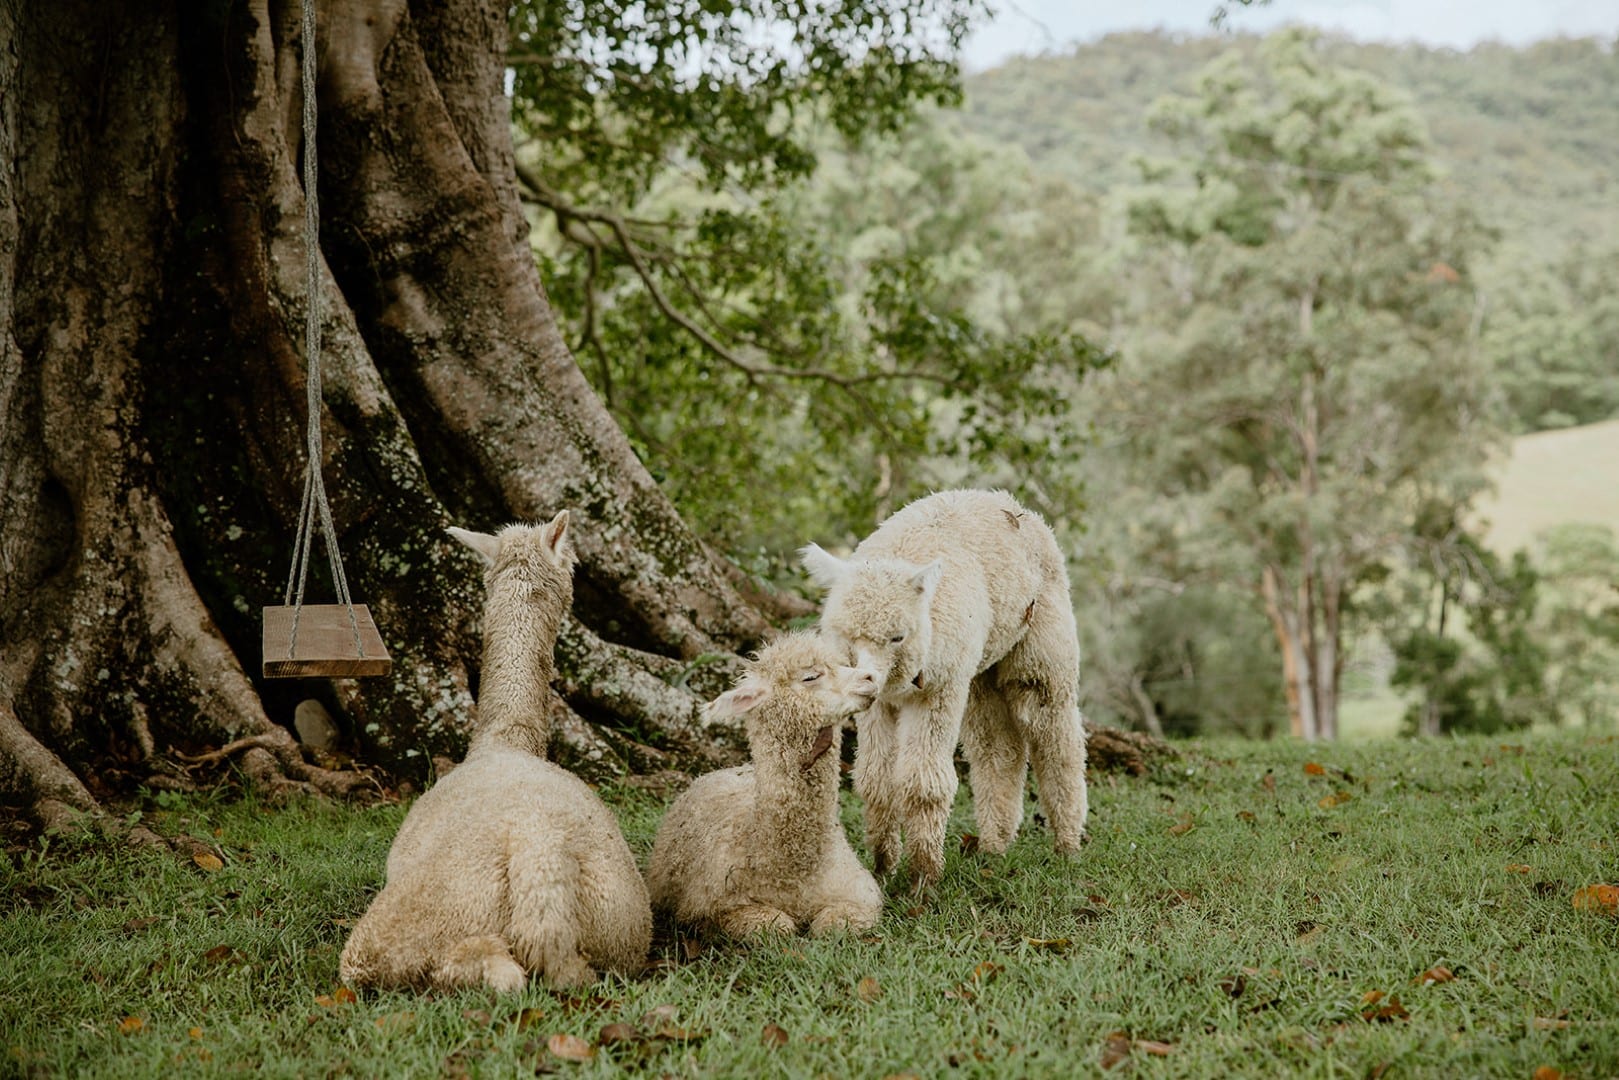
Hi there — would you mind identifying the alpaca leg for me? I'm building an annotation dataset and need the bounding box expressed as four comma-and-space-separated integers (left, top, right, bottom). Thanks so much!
432, 935, 527, 993
505, 849, 597, 990
716, 903, 797, 938
961, 674, 1028, 855
853, 702, 904, 877
897, 682, 969, 892
999, 590, 1089, 852
807, 843, 884, 936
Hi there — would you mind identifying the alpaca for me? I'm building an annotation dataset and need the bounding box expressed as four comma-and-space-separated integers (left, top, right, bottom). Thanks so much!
339, 511, 651, 992
800, 489, 1088, 892
646, 631, 884, 939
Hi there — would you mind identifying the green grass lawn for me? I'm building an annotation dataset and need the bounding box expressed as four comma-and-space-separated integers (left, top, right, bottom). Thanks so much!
4, 730, 1617, 1079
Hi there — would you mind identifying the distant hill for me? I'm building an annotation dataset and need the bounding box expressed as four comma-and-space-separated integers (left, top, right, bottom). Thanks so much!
1474, 419, 1619, 555
960, 32, 1619, 266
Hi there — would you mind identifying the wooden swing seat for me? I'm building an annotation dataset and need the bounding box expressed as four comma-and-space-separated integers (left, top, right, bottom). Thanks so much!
262, 604, 391, 678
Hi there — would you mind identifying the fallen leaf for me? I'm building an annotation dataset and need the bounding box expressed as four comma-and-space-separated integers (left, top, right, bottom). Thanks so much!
117, 1016, 144, 1035
1532, 1068, 1563, 1080
1261, 772, 1277, 793
1135, 1039, 1174, 1056
515, 1007, 547, 1030
1099, 1031, 1132, 1070
332, 986, 357, 1005
193, 852, 224, 872
1236, 810, 1257, 824
1506, 863, 1534, 874
1159, 889, 1198, 906
1368, 1063, 1392, 1079
1571, 883, 1619, 914
1025, 937, 1072, 953
761, 1023, 788, 1048
971, 961, 1004, 983
202, 945, 234, 964
1218, 973, 1247, 999
943, 984, 977, 1003
1168, 813, 1195, 836
1362, 990, 1386, 1006
959, 832, 980, 855
857, 976, 882, 1002
188, 1027, 203, 1040
905, 904, 927, 918
596, 1022, 639, 1046
374, 1011, 415, 1033
461, 1009, 491, 1027
313, 995, 335, 1008
1414, 965, 1455, 986
639, 1005, 678, 1027
1295, 920, 1323, 945
547, 1033, 595, 1062
1318, 790, 1353, 809
1532, 1017, 1571, 1031
1303, 762, 1326, 776
651, 1025, 706, 1043
1361, 994, 1408, 1022
123, 917, 159, 933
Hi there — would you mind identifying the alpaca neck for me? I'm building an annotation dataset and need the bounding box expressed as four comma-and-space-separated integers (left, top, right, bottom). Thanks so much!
745, 746, 841, 878
469, 574, 562, 758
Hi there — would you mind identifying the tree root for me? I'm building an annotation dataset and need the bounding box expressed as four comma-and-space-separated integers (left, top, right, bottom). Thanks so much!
178, 726, 382, 801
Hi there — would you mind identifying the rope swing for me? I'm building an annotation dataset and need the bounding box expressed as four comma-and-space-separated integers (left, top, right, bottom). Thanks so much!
262, 0, 391, 679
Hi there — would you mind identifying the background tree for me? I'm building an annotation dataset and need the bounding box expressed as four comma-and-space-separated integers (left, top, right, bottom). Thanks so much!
1109, 30, 1501, 739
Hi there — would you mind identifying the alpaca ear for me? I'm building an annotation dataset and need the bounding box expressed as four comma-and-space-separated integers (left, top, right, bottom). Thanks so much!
541, 509, 573, 563
910, 559, 943, 600
799, 543, 850, 590
705, 680, 771, 720
447, 526, 500, 567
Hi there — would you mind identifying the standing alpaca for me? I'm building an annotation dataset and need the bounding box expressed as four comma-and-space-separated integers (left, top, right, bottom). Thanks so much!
646, 632, 884, 938
801, 489, 1088, 892
339, 511, 651, 992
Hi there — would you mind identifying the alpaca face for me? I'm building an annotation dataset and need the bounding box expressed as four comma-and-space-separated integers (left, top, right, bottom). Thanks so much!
707, 632, 879, 768
798, 546, 941, 696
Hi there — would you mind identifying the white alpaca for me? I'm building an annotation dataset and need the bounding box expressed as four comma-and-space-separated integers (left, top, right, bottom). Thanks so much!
801, 489, 1088, 892
646, 631, 884, 938
339, 512, 651, 992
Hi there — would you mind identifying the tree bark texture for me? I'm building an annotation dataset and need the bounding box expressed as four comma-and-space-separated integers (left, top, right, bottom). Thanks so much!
0, 0, 772, 831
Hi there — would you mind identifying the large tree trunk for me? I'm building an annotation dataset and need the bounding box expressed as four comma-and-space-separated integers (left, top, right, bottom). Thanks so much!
0, 0, 765, 832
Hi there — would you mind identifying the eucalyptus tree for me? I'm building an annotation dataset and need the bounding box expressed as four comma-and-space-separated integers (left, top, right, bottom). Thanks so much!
1116, 29, 1500, 739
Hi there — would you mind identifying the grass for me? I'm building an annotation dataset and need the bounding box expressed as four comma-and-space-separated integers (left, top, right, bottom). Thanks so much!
3, 731, 1617, 1079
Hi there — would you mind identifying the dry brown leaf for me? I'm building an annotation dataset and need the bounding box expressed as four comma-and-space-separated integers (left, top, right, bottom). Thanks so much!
188, 1027, 203, 1040
1318, 790, 1353, 809
959, 832, 980, 855
972, 961, 1004, 983
1218, 973, 1247, 999
1361, 994, 1408, 1022
1506, 863, 1534, 874
639, 1004, 678, 1027
1571, 883, 1619, 914
1532, 1068, 1563, 1080
944, 984, 977, 1003
1368, 1063, 1392, 1080
1236, 810, 1258, 824
1295, 920, 1323, 945
333, 986, 357, 1005
1361, 990, 1386, 1006
596, 1022, 639, 1046
1414, 965, 1455, 986
123, 917, 159, 933
1099, 1031, 1132, 1070
1167, 813, 1195, 836
203, 944, 234, 964
461, 1009, 492, 1027
516, 1007, 548, 1030
193, 852, 224, 872
651, 1025, 707, 1043
1532, 1017, 1572, 1031
1135, 1039, 1174, 1056
117, 1016, 144, 1035
547, 1033, 595, 1062
857, 976, 882, 1002
1025, 937, 1072, 953
1303, 762, 1326, 776
761, 1023, 788, 1048
1261, 772, 1277, 793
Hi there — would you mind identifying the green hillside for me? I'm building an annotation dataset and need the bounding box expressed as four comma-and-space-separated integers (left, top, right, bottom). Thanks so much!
1475, 418, 1619, 555
960, 32, 1619, 265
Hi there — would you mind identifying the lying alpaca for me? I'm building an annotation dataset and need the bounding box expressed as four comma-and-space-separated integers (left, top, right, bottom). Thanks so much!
801, 488, 1088, 892
339, 512, 651, 992
646, 632, 883, 938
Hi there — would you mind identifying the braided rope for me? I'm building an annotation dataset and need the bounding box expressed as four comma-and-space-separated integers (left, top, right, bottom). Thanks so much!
282, 0, 365, 660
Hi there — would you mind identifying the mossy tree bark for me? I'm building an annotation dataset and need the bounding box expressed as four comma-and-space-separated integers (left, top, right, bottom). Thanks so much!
0, 0, 770, 836
0, 0, 1163, 837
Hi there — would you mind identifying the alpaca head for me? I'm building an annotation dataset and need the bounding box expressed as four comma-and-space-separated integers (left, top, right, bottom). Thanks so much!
705, 631, 879, 773
447, 510, 576, 605
798, 544, 941, 696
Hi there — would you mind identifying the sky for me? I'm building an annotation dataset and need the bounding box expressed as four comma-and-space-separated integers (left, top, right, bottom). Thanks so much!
961, 0, 1619, 71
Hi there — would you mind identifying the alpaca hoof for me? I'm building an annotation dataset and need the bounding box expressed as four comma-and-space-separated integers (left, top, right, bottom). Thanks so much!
809, 904, 879, 937
543, 956, 597, 991
484, 955, 528, 993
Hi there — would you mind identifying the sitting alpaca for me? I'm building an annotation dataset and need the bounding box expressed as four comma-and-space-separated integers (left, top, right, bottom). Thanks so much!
339, 511, 651, 992
646, 631, 883, 938
801, 488, 1088, 893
